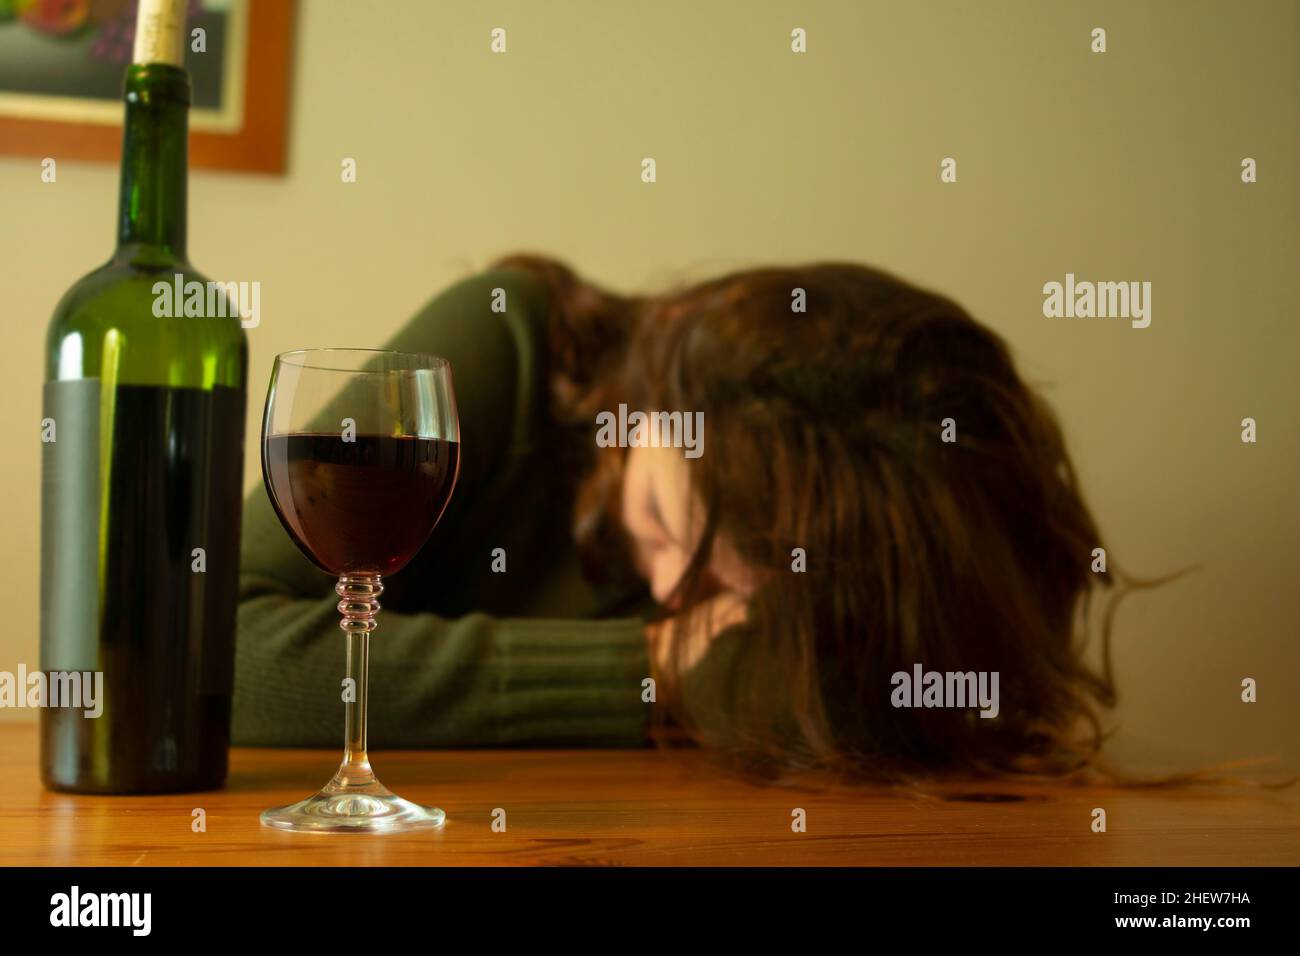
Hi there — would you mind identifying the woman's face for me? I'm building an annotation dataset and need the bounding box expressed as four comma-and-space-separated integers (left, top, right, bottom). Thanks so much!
620, 444, 752, 605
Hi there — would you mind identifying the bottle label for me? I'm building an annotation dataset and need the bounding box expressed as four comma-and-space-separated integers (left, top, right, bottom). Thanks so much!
40, 381, 101, 672
133, 0, 188, 67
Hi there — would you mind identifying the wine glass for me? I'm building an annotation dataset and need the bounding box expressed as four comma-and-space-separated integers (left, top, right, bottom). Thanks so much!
258, 348, 460, 832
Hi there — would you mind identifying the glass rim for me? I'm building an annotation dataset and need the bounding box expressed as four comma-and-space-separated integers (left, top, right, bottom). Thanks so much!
273, 348, 451, 374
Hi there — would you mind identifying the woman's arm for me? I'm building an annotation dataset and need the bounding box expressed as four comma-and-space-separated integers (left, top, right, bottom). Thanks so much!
233, 268, 652, 747
235, 560, 650, 748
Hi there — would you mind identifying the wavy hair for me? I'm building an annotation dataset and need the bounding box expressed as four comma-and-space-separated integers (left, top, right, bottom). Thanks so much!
493, 252, 1170, 783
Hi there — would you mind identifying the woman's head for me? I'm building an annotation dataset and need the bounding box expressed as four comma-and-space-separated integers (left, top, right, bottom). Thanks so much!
496, 252, 1128, 780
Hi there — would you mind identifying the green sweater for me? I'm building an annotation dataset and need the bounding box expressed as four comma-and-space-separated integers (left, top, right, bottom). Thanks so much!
232, 268, 660, 748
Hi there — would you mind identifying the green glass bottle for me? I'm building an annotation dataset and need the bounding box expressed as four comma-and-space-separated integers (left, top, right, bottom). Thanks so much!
40, 0, 248, 793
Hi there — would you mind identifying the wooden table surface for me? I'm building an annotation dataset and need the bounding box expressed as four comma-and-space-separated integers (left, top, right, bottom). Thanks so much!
1, 723, 1295, 866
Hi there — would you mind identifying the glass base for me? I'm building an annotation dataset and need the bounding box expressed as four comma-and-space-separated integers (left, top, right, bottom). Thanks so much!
261, 771, 445, 834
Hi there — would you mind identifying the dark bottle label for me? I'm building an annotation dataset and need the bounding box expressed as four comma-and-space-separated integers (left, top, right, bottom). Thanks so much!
40, 380, 246, 793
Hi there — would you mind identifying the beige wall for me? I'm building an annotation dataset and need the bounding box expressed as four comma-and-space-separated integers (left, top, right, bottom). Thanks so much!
2, 1, 1296, 768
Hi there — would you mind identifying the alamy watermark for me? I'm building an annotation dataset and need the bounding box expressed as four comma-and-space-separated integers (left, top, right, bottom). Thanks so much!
1042, 273, 1151, 329
0, 665, 102, 718
152, 272, 260, 328
595, 403, 704, 459
890, 663, 999, 719
50, 886, 150, 936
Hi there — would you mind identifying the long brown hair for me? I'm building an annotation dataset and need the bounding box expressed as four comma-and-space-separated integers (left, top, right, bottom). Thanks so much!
493, 252, 1161, 782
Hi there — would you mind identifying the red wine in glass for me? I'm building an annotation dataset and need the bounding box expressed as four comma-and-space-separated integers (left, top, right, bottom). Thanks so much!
264, 433, 459, 576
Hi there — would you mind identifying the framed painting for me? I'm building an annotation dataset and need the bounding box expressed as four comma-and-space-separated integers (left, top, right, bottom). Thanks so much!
0, 0, 293, 174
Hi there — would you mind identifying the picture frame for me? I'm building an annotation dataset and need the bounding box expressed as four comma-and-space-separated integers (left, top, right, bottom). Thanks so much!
0, 0, 293, 174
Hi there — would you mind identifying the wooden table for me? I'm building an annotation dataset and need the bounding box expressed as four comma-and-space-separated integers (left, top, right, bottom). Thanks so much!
1, 723, 1295, 866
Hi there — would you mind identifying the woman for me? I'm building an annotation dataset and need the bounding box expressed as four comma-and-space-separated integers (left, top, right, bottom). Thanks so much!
234, 253, 1136, 781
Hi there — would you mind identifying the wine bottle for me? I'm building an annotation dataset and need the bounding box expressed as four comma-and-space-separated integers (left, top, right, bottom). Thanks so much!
40, 0, 248, 793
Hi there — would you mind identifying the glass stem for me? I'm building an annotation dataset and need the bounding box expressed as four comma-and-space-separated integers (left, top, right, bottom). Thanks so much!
344, 628, 370, 772
330, 574, 384, 792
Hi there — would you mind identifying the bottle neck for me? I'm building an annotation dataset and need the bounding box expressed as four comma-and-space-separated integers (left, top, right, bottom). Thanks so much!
116, 64, 190, 260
